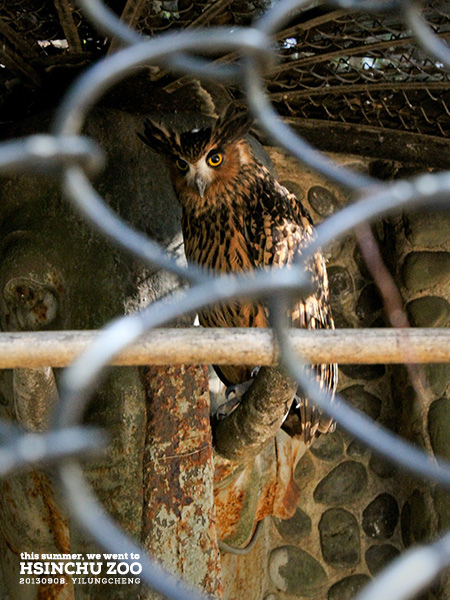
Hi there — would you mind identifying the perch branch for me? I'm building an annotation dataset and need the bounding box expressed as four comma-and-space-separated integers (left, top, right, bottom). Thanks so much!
212, 365, 297, 462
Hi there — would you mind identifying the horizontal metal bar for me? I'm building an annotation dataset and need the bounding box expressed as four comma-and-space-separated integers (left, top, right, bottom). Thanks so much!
271, 30, 450, 76
0, 328, 448, 368
269, 80, 450, 100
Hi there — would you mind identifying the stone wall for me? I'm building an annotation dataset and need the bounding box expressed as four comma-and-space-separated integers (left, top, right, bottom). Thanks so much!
232, 150, 450, 600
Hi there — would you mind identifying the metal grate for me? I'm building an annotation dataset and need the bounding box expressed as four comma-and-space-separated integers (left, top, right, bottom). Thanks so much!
0, 1, 449, 156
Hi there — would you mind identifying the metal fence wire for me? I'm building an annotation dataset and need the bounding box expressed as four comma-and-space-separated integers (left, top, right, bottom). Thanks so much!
0, 0, 450, 599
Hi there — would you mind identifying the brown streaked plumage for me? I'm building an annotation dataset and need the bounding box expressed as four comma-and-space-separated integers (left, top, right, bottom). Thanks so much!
138, 104, 337, 444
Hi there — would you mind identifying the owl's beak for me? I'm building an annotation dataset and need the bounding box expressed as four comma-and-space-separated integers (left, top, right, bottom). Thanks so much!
194, 174, 207, 198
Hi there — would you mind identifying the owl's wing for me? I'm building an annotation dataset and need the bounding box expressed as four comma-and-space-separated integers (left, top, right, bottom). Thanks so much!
247, 178, 337, 443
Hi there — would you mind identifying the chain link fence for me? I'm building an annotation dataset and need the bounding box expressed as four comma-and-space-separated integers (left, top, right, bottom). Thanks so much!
0, 0, 450, 599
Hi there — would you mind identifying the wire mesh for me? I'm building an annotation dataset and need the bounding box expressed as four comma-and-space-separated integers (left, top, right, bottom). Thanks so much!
0, 1, 449, 146
0, 1, 449, 599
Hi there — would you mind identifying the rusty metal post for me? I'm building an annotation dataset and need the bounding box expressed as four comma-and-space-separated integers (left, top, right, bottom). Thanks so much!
141, 364, 223, 599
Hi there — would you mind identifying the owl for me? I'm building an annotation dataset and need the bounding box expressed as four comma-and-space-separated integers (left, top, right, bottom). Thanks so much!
138, 104, 337, 444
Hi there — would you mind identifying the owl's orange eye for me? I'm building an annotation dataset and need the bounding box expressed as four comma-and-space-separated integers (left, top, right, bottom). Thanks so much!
176, 159, 189, 172
207, 153, 223, 168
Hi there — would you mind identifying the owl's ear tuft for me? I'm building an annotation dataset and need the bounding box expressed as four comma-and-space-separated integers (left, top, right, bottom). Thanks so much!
138, 119, 175, 156
213, 104, 253, 146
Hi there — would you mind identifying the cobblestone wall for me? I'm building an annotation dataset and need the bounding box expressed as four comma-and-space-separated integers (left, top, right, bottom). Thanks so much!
222, 150, 450, 600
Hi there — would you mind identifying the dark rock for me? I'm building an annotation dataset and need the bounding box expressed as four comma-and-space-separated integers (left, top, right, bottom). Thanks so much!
402, 252, 450, 292
328, 266, 354, 304
340, 364, 386, 380
323, 239, 342, 262
355, 284, 383, 323
340, 386, 382, 420
282, 180, 305, 202
370, 316, 385, 328
347, 439, 370, 459
406, 296, 450, 328
308, 185, 338, 216
410, 489, 432, 543
434, 489, 450, 530
362, 493, 399, 539
328, 575, 371, 600
404, 211, 450, 247
269, 546, 326, 596
365, 544, 400, 575
401, 501, 412, 548
369, 454, 397, 479
424, 364, 450, 396
294, 452, 316, 485
428, 398, 450, 461
273, 508, 311, 542
331, 310, 353, 329
314, 461, 368, 505
310, 432, 344, 462
319, 508, 360, 567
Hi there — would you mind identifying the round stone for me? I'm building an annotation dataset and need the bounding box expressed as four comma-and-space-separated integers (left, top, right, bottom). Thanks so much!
310, 432, 344, 462
330, 310, 353, 329
434, 489, 450, 530
428, 398, 450, 461
347, 439, 370, 459
365, 544, 400, 575
282, 180, 305, 202
370, 315, 385, 328
328, 266, 354, 304
294, 452, 316, 485
369, 455, 397, 479
404, 211, 450, 247
319, 508, 360, 567
323, 239, 342, 262
410, 489, 431, 543
339, 364, 386, 380
424, 364, 450, 396
402, 252, 450, 292
269, 546, 326, 596
340, 386, 382, 420
308, 185, 338, 216
273, 508, 311, 543
328, 575, 371, 600
362, 493, 399, 539
406, 296, 450, 328
401, 501, 412, 547
314, 461, 368, 505
355, 284, 383, 323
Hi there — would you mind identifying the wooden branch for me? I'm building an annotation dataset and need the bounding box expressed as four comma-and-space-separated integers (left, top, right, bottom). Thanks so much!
0, 18, 39, 59
213, 365, 297, 462
277, 118, 450, 169
107, 0, 147, 54
0, 328, 448, 368
185, 0, 234, 29
53, 0, 83, 52
0, 44, 41, 86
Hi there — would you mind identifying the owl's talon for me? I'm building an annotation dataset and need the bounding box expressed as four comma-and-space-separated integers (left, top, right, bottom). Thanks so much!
225, 379, 254, 401
250, 366, 260, 378
214, 395, 241, 420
